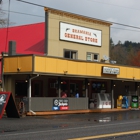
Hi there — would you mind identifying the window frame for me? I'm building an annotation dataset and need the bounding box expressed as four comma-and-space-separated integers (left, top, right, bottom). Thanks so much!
86, 52, 99, 62
63, 49, 78, 59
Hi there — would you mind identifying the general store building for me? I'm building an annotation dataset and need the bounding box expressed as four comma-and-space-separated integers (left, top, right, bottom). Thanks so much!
1, 7, 140, 112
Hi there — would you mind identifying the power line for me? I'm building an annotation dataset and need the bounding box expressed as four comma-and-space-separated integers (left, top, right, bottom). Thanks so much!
5, 0, 10, 52
15, 0, 140, 30
2, 9, 44, 18
111, 27, 140, 33
89, 0, 140, 11
16, 0, 44, 7
2, 7, 140, 33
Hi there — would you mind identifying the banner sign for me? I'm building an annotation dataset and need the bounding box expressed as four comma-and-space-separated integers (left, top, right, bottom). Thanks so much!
102, 66, 120, 75
0, 92, 20, 119
60, 22, 102, 46
53, 99, 69, 111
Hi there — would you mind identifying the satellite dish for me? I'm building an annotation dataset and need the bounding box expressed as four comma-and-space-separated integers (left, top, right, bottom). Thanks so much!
103, 55, 109, 61
110, 60, 117, 64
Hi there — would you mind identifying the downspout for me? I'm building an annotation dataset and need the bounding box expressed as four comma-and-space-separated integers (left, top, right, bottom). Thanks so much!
28, 74, 39, 115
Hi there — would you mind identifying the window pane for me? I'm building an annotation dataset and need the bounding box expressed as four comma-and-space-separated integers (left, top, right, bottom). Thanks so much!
87, 54, 92, 60
15, 82, 27, 97
71, 52, 76, 59
64, 50, 76, 59
64, 51, 70, 58
94, 54, 98, 60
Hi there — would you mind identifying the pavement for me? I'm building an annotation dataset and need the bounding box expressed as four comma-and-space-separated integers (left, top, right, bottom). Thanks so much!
1, 110, 140, 140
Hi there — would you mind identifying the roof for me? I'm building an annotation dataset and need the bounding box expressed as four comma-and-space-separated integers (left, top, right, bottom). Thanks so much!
0, 22, 45, 55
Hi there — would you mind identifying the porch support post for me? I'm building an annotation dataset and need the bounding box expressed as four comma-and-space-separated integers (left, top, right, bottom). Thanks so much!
85, 78, 88, 97
58, 77, 61, 97
135, 82, 138, 96
28, 74, 39, 112
111, 80, 114, 109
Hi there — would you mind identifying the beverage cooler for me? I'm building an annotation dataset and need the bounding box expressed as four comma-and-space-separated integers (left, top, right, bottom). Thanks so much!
89, 93, 111, 109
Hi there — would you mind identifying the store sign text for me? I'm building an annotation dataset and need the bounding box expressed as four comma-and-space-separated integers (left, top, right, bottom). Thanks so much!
60, 22, 101, 46
102, 67, 120, 75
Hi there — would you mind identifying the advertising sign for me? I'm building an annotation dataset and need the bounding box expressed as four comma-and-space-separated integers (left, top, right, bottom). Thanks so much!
0, 92, 20, 119
53, 99, 69, 111
102, 66, 120, 75
0, 93, 9, 119
60, 22, 102, 46
131, 95, 139, 109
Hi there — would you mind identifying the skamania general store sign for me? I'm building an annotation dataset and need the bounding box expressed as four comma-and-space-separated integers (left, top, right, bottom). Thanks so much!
60, 22, 102, 46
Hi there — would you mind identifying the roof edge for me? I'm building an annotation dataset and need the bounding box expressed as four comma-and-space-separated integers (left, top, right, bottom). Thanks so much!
44, 7, 112, 26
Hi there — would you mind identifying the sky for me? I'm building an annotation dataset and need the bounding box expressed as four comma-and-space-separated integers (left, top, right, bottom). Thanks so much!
1, 0, 140, 44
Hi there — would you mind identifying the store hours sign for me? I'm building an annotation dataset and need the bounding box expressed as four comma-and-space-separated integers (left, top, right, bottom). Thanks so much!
53, 99, 69, 111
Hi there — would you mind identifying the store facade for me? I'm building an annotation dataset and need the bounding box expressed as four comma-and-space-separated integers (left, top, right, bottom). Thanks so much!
2, 7, 140, 112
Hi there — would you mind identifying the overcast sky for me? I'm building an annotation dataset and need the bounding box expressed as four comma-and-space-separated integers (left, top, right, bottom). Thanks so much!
2, 0, 140, 44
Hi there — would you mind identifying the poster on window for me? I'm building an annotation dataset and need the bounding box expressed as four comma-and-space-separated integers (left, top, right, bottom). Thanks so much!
53, 99, 69, 111
60, 22, 102, 46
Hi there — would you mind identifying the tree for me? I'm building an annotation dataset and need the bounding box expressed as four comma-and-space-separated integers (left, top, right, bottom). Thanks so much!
130, 51, 140, 67
0, 1, 7, 27
110, 45, 128, 65
110, 38, 114, 47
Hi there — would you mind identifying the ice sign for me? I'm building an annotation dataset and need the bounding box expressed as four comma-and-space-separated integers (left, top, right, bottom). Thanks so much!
102, 67, 120, 75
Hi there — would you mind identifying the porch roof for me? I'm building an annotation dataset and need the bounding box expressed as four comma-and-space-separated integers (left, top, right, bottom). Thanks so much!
3, 55, 140, 82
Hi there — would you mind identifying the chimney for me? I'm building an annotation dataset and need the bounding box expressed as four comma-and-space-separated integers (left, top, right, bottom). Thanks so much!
8, 41, 16, 56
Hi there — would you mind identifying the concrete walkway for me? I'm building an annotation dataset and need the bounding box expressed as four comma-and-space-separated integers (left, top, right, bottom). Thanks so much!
26, 108, 133, 116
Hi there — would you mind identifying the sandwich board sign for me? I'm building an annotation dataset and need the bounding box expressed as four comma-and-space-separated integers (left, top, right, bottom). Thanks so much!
0, 92, 20, 119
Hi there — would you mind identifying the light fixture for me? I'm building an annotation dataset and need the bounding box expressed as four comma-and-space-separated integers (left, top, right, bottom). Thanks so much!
17, 67, 21, 71
61, 81, 66, 84
63, 70, 68, 75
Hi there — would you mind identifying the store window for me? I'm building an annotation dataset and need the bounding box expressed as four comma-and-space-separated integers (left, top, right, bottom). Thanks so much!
15, 81, 28, 97
64, 50, 77, 59
32, 81, 42, 97
87, 53, 99, 62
